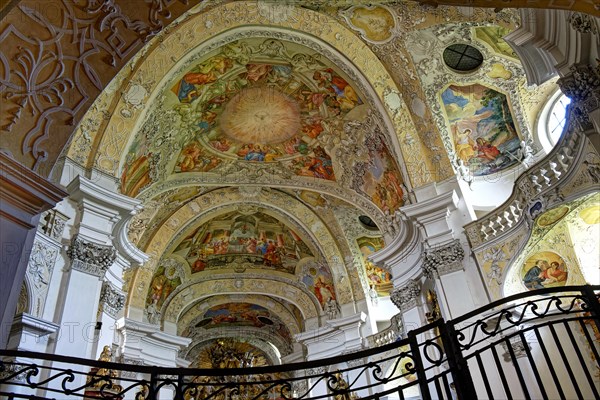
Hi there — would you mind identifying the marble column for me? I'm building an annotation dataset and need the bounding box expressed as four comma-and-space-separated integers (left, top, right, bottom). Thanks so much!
0, 152, 67, 349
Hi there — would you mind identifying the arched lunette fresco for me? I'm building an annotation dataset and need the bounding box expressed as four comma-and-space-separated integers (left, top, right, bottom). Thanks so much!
127, 187, 356, 315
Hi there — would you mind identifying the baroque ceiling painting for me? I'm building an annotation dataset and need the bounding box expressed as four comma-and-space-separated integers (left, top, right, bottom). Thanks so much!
169, 210, 314, 274
16, 0, 588, 371
442, 83, 521, 176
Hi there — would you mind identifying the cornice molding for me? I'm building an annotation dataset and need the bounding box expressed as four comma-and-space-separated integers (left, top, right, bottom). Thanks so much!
0, 152, 67, 226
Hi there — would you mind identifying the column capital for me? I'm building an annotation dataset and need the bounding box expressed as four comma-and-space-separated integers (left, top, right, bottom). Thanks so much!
99, 281, 125, 318
557, 64, 600, 130
422, 239, 465, 279
390, 280, 421, 312
66, 235, 116, 277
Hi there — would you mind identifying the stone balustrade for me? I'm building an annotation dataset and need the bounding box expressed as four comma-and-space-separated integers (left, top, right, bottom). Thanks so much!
366, 314, 404, 348
464, 117, 584, 248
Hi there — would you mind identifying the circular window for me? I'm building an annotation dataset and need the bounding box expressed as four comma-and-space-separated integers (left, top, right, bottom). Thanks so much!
443, 44, 484, 72
537, 89, 572, 154
358, 215, 379, 230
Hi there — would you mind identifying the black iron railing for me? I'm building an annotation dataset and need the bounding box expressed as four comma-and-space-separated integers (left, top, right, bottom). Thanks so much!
1, 285, 599, 400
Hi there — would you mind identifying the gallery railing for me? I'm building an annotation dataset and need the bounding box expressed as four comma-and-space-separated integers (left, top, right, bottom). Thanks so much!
1, 285, 599, 400
464, 104, 588, 248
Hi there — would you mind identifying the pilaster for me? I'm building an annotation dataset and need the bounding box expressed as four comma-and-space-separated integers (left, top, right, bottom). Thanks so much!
0, 152, 67, 349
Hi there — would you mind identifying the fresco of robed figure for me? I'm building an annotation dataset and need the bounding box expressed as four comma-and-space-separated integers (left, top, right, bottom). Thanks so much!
442, 83, 521, 176
521, 251, 569, 290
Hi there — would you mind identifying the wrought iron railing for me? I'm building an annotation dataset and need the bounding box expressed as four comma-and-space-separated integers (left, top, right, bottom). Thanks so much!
1, 285, 599, 400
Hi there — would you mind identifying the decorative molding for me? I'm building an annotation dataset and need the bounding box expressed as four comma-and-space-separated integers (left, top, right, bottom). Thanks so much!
568, 12, 598, 34
99, 281, 126, 318
557, 64, 600, 131
26, 236, 59, 317
66, 235, 116, 277
390, 280, 421, 312
38, 209, 69, 241
422, 240, 465, 278
0, 0, 197, 173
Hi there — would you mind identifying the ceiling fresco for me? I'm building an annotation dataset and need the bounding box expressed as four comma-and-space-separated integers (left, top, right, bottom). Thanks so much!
45, 0, 583, 364
474, 26, 518, 60
119, 37, 405, 217
404, 22, 554, 180
442, 83, 521, 176
169, 210, 314, 274
195, 302, 292, 342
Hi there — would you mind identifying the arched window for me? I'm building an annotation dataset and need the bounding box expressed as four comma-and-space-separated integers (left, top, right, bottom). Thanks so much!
538, 89, 572, 153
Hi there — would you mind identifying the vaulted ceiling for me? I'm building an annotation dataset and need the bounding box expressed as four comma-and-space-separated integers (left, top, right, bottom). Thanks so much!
2, 0, 585, 365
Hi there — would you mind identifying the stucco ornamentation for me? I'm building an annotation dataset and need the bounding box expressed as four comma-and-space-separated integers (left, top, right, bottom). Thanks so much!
66, 236, 117, 277
422, 240, 465, 278
390, 280, 421, 312
99, 281, 126, 318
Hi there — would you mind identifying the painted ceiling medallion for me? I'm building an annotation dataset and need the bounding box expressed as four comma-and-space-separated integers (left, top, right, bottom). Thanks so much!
343, 5, 396, 44
220, 87, 301, 144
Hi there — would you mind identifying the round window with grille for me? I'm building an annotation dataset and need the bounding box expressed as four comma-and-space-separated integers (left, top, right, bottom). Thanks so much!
443, 44, 484, 72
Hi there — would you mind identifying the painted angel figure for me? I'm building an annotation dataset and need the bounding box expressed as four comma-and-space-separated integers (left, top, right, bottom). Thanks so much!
484, 246, 506, 286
